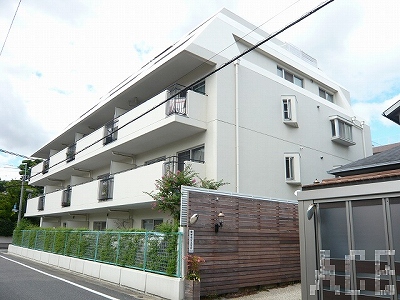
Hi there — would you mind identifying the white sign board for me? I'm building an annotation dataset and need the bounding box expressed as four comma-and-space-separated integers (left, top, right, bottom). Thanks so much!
188, 229, 194, 253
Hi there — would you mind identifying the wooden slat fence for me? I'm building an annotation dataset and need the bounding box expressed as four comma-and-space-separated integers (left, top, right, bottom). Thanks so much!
185, 191, 300, 296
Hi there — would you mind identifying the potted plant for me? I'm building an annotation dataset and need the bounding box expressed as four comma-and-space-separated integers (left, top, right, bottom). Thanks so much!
184, 254, 205, 300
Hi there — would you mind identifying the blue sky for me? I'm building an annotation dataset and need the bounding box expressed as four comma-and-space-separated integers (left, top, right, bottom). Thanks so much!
1, 0, 400, 179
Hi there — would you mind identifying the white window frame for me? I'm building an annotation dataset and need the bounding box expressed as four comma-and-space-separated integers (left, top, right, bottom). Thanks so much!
319, 87, 334, 102
330, 116, 355, 146
277, 66, 303, 88
284, 153, 301, 185
281, 96, 298, 127
142, 219, 163, 231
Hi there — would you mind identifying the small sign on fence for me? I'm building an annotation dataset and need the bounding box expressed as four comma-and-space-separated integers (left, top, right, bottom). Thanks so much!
188, 230, 194, 253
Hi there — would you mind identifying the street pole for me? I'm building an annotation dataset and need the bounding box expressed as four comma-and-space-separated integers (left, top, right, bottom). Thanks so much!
17, 163, 27, 225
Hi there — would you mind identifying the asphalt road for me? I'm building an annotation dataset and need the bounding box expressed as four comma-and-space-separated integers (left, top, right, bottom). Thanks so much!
0, 250, 158, 300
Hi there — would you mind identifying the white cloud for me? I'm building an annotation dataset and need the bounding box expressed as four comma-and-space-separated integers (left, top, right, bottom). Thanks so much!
1, 0, 400, 179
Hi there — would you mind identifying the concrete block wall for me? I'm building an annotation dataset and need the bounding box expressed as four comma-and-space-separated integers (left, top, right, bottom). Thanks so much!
7, 245, 184, 300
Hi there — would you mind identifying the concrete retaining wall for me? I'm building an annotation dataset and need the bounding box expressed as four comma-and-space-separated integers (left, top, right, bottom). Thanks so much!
7, 245, 184, 300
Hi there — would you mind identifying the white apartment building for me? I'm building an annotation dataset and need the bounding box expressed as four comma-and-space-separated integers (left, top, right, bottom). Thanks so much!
25, 8, 372, 230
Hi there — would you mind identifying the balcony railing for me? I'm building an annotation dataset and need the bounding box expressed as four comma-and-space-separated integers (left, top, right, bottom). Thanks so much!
38, 196, 45, 211
66, 143, 76, 162
62, 186, 72, 207
103, 119, 118, 145
42, 160, 49, 174
25, 160, 206, 217
166, 83, 187, 116
163, 156, 205, 174
29, 88, 207, 186
98, 176, 114, 201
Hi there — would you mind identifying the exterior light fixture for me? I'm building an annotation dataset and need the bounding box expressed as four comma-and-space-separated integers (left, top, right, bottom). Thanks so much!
12, 203, 18, 213
214, 211, 225, 233
189, 213, 199, 225
307, 204, 316, 220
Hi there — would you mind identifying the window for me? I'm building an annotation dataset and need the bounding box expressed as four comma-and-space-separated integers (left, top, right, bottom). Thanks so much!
285, 156, 294, 180
281, 96, 298, 127
319, 88, 333, 102
284, 153, 301, 185
93, 221, 107, 231
142, 219, 163, 231
277, 66, 303, 88
330, 116, 355, 146
191, 80, 205, 94
282, 99, 292, 120
177, 145, 205, 172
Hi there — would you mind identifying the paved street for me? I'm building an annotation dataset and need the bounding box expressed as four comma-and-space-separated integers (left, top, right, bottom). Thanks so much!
0, 250, 158, 300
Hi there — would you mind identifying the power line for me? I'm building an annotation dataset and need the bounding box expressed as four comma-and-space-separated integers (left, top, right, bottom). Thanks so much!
0, 148, 32, 159
0, 0, 22, 57
29, 0, 335, 180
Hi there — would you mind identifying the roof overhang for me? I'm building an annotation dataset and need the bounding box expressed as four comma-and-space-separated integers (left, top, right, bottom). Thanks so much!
383, 99, 400, 125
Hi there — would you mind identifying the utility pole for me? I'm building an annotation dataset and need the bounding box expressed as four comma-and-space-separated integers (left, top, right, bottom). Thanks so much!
17, 163, 27, 225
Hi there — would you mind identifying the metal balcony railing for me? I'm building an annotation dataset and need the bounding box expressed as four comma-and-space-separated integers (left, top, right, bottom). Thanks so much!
42, 160, 49, 174
98, 176, 114, 201
103, 119, 118, 145
163, 156, 204, 174
38, 195, 45, 211
62, 186, 72, 207
66, 143, 76, 162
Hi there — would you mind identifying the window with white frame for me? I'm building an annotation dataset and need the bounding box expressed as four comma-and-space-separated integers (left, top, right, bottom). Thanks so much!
281, 96, 298, 127
277, 66, 303, 88
330, 116, 355, 146
142, 219, 163, 231
177, 145, 205, 172
284, 153, 301, 185
319, 87, 334, 102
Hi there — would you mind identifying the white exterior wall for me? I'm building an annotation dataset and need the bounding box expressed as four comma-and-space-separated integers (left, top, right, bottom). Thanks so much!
26, 8, 372, 226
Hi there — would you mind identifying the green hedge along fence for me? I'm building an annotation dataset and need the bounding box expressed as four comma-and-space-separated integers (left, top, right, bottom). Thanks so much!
12, 229, 182, 277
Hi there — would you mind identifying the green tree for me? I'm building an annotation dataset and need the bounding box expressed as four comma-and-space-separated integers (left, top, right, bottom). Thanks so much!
0, 160, 42, 235
145, 166, 228, 222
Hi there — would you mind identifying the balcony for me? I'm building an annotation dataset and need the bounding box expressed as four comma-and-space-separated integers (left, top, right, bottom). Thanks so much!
29, 89, 207, 186
25, 160, 205, 217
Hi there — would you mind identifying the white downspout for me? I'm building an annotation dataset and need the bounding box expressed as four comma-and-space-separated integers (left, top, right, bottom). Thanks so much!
361, 121, 366, 157
234, 59, 240, 193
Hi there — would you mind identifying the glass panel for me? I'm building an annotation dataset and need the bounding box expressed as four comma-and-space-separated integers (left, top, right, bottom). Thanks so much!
192, 80, 205, 94
390, 198, 400, 261
319, 202, 348, 259
352, 199, 389, 296
284, 70, 294, 83
331, 120, 336, 137
389, 198, 400, 299
283, 99, 291, 120
277, 66, 283, 77
285, 157, 293, 179
142, 219, 153, 230
352, 200, 386, 260
294, 76, 303, 87
192, 146, 204, 162
319, 88, 326, 98
327, 93, 333, 102
177, 150, 190, 172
